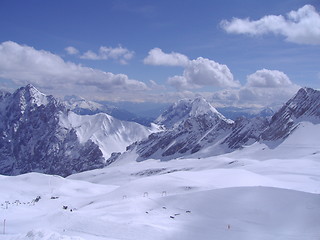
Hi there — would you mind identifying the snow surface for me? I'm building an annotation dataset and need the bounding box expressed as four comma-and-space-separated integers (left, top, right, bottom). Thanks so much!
1, 122, 320, 239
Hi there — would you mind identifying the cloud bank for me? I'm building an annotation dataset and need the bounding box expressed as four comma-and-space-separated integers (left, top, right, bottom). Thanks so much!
0, 41, 302, 106
221, 4, 320, 45
0, 41, 147, 97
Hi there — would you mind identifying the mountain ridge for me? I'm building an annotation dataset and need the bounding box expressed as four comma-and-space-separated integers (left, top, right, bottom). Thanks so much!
0, 85, 154, 176
115, 87, 320, 162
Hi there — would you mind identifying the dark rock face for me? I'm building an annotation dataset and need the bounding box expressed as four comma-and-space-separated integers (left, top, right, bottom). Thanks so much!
222, 117, 269, 149
0, 85, 105, 177
261, 87, 320, 143
134, 98, 234, 160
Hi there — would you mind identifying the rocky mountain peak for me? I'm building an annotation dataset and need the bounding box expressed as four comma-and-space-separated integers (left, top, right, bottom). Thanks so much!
189, 97, 219, 116
0, 84, 105, 177
156, 96, 232, 128
272, 87, 320, 123
14, 84, 50, 107
261, 87, 320, 143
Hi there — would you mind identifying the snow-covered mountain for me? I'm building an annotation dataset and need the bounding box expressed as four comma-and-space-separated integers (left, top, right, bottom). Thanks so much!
0, 85, 154, 176
64, 95, 138, 121
64, 95, 161, 127
155, 97, 231, 128
125, 97, 234, 160
62, 112, 158, 159
118, 87, 320, 161
222, 87, 320, 151
0, 85, 104, 177
261, 87, 320, 145
1, 87, 320, 240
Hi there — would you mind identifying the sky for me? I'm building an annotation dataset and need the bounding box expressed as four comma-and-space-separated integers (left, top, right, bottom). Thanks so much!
0, 0, 319, 107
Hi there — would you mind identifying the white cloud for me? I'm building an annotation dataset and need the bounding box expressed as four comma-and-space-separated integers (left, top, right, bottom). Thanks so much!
144, 48, 240, 90
211, 69, 300, 107
221, 4, 320, 45
0, 41, 147, 97
148, 80, 167, 91
246, 69, 292, 88
143, 48, 189, 67
168, 57, 240, 90
80, 45, 134, 64
65, 46, 79, 55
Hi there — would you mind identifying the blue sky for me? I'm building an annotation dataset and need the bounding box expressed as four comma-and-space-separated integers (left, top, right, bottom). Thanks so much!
0, 0, 319, 107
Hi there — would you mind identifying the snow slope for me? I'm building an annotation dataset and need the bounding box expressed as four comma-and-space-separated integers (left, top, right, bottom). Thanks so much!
1, 156, 319, 240
1, 88, 320, 239
62, 112, 157, 159
1, 120, 320, 240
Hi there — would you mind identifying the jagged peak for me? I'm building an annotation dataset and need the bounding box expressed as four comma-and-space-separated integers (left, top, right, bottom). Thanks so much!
268, 86, 320, 127
292, 87, 319, 100
13, 84, 50, 107
156, 96, 233, 128
17, 84, 42, 95
189, 97, 220, 117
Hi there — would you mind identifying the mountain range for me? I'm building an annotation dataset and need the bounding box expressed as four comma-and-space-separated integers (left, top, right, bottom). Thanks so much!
0, 85, 154, 176
0, 85, 319, 176
117, 87, 320, 161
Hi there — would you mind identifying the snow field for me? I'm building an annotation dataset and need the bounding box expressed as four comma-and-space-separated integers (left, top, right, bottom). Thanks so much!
1, 121, 320, 239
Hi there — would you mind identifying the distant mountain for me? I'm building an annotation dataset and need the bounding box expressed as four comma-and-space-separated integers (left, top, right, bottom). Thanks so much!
99, 101, 170, 126
64, 95, 138, 121
125, 97, 234, 160
155, 98, 232, 128
63, 112, 157, 159
64, 96, 164, 126
216, 106, 274, 120
0, 85, 154, 176
115, 87, 320, 162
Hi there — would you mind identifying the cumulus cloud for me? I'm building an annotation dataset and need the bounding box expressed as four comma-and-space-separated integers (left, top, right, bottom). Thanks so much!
221, 4, 320, 45
211, 69, 300, 107
0, 41, 147, 96
144, 48, 240, 90
246, 69, 293, 88
168, 57, 240, 90
143, 48, 189, 67
65, 46, 79, 55
80, 45, 134, 64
